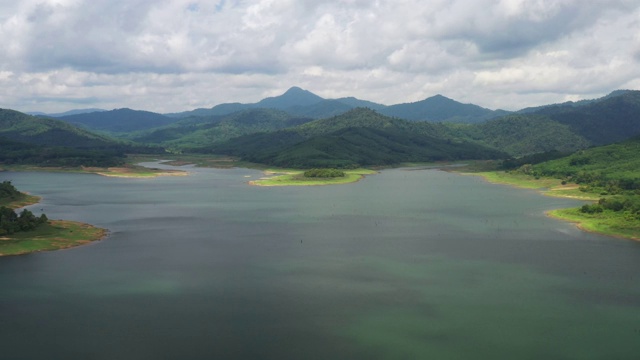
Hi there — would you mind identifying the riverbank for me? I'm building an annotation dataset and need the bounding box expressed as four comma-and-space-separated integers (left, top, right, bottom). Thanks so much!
0, 163, 187, 178
249, 168, 377, 186
0, 220, 108, 256
461, 170, 639, 241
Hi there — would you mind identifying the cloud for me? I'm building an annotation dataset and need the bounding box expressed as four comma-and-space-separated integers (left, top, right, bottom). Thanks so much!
0, 0, 639, 112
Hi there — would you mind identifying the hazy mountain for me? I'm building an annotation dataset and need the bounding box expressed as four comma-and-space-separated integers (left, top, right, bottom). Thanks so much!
255, 86, 324, 109
334, 97, 386, 111
58, 108, 180, 133
167, 87, 503, 123
29, 108, 107, 117
379, 94, 507, 123
517, 90, 634, 114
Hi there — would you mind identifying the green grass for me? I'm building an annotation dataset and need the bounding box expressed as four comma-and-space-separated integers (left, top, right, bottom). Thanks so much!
0, 193, 41, 209
548, 208, 640, 241
468, 171, 600, 200
0, 220, 107, 256
250, 168, 377, 186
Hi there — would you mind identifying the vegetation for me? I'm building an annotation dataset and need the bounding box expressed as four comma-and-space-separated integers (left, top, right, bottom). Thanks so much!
0, 180, 40, 208
0, 220, 107, 256
204, 108, 507, 168
58, 108, 180, 133
0, 207, 48, 235
304, 168, 345, 178
251, 169, 376, 187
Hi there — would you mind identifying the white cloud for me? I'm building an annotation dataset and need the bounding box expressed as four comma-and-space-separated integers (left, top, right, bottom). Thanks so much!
0, 0, 639, 113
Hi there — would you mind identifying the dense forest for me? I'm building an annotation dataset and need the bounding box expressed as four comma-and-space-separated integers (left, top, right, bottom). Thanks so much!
0, 181, 48, 235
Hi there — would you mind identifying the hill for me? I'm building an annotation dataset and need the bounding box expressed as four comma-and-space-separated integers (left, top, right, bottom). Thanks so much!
1, 108, 123, 148
204, 108, 507, 168
379, 95, 507, 123
168, 87, 503, 123
532, 136, 640, 193
58, 108, 180, 133
133, 108, 314, 149
0, 108, 161, 167
535, 91, 640, 145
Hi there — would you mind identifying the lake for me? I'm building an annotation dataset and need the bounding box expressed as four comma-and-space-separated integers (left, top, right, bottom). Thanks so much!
1, 165, 639, 359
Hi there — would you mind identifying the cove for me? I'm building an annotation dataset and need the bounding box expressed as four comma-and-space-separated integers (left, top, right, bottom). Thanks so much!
1, 165, 639, 360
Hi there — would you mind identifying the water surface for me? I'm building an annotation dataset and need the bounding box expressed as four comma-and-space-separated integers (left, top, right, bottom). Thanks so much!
1, 166, 639, 359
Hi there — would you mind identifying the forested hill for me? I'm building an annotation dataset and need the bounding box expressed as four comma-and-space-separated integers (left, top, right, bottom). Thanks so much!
531, 90, 640, 145
131, 108, 314, 149
531, 135, 640, 192
1, 108, 119, 148
201, 108, 507, 168
0, 108, 162, 167
58, 108, 180, 133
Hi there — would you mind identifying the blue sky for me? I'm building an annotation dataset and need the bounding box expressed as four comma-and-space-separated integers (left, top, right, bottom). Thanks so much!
1, 0, 639, 113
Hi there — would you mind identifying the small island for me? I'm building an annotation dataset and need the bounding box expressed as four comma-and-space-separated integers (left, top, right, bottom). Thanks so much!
249, 168, 376, 186
0, 181, 107, 256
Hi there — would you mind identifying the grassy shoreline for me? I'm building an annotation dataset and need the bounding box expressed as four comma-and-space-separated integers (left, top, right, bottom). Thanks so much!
1, 193, 108, 256
0, 220, 108, 256
461, 170, 639, 242
249, 168, 377, 186
0, 163, 187, 178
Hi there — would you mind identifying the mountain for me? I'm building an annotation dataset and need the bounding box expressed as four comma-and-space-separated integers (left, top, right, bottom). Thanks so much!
459, 114, 592, 156
517, 90, 634, 114
30, 108, 107, 117
533, 91, 640, 145
0, 108, 122, 148
255, 86, 324, 109
532, 135, 640, 192
203, 108, 507, 168
167, 87, 502, 123
58, 108, 180, 133
379, 94, 507, 123
133, 108, 314, 149
335, 97, 386, 111
0, 108, 161, 167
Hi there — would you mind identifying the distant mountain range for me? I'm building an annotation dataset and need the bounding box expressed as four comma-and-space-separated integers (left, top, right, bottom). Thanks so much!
3, 88, 640, 169
164, 86, 507, 123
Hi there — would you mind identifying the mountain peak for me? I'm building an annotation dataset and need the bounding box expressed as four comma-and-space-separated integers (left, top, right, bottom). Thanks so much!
256, 87, 324, 109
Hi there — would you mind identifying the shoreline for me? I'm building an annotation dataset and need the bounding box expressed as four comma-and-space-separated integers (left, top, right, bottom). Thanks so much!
458, 170, 639, 242
248, 169, 377, 187
0, 194, 108, 257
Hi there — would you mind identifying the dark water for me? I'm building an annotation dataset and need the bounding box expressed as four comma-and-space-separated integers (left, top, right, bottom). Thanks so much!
1, 165, 639, 359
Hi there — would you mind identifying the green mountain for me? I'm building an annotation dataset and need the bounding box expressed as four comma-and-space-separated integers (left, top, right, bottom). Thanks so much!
534, 91, 640, 145
379, 95, 507, 123
0, 108, 160, 167
58, 108, 180, 133
531, 136, 640, 193
133, 108, 314, 149
445, 90, 640, 157
1, 108, 122, 148
458, 114, 591, 156
204, 108, 507, 168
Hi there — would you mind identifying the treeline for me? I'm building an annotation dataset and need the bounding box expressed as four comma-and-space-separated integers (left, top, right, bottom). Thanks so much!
303, 168, 345, 178
0, 181, 48, 235
580, 196, 640, 218
0, 207, 48, 235
0, 137, 165, 168
0, 180, 22, 201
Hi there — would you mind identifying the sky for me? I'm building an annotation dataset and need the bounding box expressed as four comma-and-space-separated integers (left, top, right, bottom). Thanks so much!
1, 0, 640, 114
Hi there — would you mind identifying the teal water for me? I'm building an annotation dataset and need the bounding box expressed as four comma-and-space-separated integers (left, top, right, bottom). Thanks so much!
1, 165, 639, 359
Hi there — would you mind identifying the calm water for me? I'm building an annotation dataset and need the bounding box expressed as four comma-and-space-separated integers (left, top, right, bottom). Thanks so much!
1, 165, 639, 359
